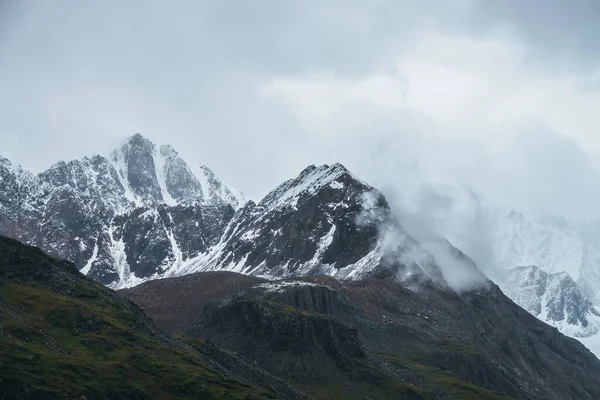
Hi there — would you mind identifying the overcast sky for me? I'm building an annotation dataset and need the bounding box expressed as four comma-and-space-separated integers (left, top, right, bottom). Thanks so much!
2, 0, 600, 221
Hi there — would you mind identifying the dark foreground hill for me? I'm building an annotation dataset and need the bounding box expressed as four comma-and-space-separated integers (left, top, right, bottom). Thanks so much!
122, 272, 600, 400
4, 233, 600, 399
0, 236, 310, 400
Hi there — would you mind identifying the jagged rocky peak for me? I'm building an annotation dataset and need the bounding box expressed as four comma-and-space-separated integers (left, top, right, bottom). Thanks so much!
158, 143, 206, 204
110, 133, 164, 206
40, 156, 124, 196
196, 163, 246, 209
0, 134, 249, 289
503, 265, 600, 337
259, 162, 365, 211
0, 156, 37, 193
109, 133, 245, 209
193, 162, 452, 290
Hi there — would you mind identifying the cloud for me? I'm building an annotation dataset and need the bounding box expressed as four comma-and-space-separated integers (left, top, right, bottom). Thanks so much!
260, 30, 600, 221
2, 0, 600, 219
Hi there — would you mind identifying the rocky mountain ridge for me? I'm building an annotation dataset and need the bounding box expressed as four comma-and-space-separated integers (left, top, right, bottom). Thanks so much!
1, 137, 487, 293
121, 270, 600, 400
503, 265, 600, 338
3, 134, 600, 349
172, 163, 483, 291
0, 134, 243, 287
396, 177, 600, 341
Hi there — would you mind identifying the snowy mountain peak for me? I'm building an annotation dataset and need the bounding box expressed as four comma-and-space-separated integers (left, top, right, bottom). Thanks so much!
109, 133, 163, 206
301, 163, 351, 179
260, 162, 365, 212
503, 265, 600, 338
169, 163, 468, 293
159, 144, 177, 157
0, 134, 248, 287
107, 134, 245, 209
0, 156, 38, 213
0, 156, 29, 180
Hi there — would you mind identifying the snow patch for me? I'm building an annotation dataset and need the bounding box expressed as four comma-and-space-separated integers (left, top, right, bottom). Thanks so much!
108, 149, 143, 209
152, 148, 177, 206
330, 180, 344, 190
80, 240, 99, 275
261, 164, 351, 213
253, 280, 324, 293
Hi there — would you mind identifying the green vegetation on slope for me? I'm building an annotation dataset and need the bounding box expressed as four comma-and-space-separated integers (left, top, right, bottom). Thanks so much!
381, 353, 512, 400
0, 282, 274, 399
299, 380, 432, 400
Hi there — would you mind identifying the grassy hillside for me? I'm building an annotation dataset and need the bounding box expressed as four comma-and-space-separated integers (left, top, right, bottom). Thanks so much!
0, 236, 278, 400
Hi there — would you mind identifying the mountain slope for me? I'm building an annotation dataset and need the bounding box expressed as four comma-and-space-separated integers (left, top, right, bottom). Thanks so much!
122, 271, 600, 400
176, 163, 484, 292
0, 235, 315, 399
1, 139, 488, 292
503, 265, 600, 337
0, 134, 245, 288
396, 177, 600, 342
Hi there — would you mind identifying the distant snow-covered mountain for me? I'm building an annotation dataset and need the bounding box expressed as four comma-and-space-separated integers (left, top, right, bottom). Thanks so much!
391, 177, 600, 340
503, 265, 600, 338
486, 208, 600, 310
4, 134, 600, 346
0, 134, 244, 287
169, 162, 486, 292
0, 138, 487, 293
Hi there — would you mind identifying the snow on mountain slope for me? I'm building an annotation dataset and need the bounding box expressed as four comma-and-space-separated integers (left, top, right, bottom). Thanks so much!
109, 133, 245, 209
171, 163, 488, 293
579, 242, 600, 305
0, 134, 245, 287
385, 174, 600, 342
503, 265, 600, 338
485, 208, 600, 309
489, 208, 583, 279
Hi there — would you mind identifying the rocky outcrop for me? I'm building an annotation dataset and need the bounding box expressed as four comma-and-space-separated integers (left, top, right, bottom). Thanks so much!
1, 146, 484, 291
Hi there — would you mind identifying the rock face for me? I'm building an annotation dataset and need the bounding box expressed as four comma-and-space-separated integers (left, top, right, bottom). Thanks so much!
0, 134, 244, 288
503, 265, 600, 337
177, 163, 485, 291
1, 142, 487, 291
122, 271, 600, 400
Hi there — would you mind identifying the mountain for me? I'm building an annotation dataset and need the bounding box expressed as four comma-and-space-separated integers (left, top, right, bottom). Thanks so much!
503, 265, 600, 337
482, 208, 600, 311
5, 135, 600, 397
0, 235, 312, 399
4, 134, 600, 348
489, 209, 583, 281
483, 209, 600, 339
0, 134, 244, 288
174, 163, 466, 288
0, 147, 487, 292
122, 270, 600, 400
396, 178, 600, 341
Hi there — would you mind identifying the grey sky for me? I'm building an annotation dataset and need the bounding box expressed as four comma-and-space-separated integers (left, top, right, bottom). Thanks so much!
2, 1, 600, 221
